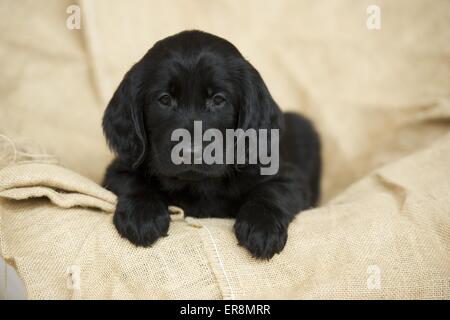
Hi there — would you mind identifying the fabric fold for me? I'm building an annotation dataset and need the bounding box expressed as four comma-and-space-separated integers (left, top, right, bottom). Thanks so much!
0, 163, 116, 213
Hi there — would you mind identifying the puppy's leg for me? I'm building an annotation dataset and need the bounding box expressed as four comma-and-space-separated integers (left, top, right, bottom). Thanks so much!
103, 159, 170, 247
234, 165, 312, 259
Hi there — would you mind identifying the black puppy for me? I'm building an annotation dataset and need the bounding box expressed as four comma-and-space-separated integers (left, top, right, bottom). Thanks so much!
102, 30, 321, 259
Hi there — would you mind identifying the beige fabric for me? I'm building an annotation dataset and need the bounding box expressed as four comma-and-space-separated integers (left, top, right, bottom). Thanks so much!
0, 0, 449, 299
0, 135, 449, 299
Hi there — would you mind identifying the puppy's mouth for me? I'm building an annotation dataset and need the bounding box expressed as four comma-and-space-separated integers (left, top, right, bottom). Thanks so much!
167, 166, 227, 181
173, 169, 209, 181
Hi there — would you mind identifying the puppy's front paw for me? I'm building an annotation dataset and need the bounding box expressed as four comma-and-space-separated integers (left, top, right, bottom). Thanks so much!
234, 206, 288, 260
113, 195, 170, 247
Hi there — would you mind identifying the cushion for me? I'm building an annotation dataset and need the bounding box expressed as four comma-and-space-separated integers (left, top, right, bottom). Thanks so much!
1, 134, 449, 299
1, 0, 449, 299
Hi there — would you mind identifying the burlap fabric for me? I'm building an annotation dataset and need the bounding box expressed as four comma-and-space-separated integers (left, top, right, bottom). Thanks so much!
0, 133, 449, 299
0, 0, 449, 299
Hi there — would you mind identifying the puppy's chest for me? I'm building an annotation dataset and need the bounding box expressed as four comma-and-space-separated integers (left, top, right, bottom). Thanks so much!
169, 193, 240, 218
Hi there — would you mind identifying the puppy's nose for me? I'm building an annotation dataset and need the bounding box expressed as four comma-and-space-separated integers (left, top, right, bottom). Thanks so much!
184, 144, 203, 162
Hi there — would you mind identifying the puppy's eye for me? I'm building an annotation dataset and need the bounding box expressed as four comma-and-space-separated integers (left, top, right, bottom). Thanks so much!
212, 94, 226, 106
158, 94, 172, 106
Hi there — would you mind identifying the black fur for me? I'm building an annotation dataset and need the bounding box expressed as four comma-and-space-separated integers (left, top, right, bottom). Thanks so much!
102, 30, 321, 259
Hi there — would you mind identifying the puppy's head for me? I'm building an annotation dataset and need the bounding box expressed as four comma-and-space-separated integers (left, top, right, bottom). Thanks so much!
103, 30, 282, 180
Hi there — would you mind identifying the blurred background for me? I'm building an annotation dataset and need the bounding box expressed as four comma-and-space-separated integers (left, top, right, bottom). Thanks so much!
0, 0, 449, 300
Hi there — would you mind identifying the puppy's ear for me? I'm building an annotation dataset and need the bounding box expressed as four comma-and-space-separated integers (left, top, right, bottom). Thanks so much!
236, 64, 283, 131
102, 64, 147, 170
